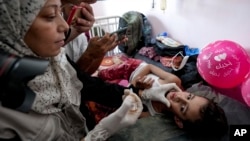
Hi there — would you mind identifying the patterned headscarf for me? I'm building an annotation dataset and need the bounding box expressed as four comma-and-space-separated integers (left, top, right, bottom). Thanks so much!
0, 0, 83, 114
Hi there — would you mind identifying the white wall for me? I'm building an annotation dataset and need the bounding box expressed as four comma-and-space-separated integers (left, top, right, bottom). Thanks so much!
92, 0, 250, 51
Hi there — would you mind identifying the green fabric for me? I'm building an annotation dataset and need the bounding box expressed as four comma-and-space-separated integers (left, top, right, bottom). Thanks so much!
118, 11, 143, 56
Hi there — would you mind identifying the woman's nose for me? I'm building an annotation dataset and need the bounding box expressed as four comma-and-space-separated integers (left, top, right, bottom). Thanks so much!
58, 14, 69, 33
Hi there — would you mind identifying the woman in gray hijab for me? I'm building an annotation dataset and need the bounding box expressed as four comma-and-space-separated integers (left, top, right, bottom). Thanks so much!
0, 0, 143, 140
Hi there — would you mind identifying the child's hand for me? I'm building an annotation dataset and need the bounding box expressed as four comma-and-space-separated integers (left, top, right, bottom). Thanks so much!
133, 76, 154, 90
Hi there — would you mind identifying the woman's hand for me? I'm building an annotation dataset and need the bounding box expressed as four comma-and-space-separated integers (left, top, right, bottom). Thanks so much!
141, 83, 182, 108
85, 33, 118, 57
61, 2, 95, 44
77, 33, 122, 74
84, 90, 143, 141
73, 2, 95, 33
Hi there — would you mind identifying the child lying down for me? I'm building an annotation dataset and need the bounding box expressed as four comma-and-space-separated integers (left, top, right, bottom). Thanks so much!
96, 57, 228, 136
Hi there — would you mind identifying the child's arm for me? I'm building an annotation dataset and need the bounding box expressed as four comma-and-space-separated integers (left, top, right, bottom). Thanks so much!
132, 63, 183, 89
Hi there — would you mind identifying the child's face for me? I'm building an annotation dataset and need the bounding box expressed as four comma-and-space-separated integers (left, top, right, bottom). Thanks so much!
24, 0, 69, 57
166, 91, 209, 122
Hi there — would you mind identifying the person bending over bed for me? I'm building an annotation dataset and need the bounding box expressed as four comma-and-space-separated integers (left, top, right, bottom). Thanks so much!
97, 57, 228, 136
61, 0, 127, 75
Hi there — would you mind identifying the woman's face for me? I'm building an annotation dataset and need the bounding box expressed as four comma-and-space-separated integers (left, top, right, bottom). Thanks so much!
166, 91, 209, 122
24, 0, 69, 57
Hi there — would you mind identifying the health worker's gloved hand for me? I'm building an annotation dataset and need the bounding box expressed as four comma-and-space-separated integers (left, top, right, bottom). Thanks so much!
84, 89, 143, 141
141, 83, 182, 107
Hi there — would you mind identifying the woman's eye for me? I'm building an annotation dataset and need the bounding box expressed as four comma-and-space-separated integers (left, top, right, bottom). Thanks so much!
46, 15, 56, 21
46, 12, 62, 21
49, 16, 56, 19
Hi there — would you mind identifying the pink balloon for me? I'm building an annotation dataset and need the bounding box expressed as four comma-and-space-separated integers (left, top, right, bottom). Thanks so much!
241, 75, 250, 106
197, 40, 250, 88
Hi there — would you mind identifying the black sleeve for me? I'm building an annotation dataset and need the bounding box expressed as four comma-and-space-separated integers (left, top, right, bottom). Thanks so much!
67, 56, 125, 108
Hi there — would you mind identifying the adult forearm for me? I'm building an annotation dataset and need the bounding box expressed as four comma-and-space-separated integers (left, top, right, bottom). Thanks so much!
76, 51, 105, 74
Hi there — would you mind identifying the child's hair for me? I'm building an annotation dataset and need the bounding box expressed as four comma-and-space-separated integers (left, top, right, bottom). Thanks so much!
182, 98, 228, 137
